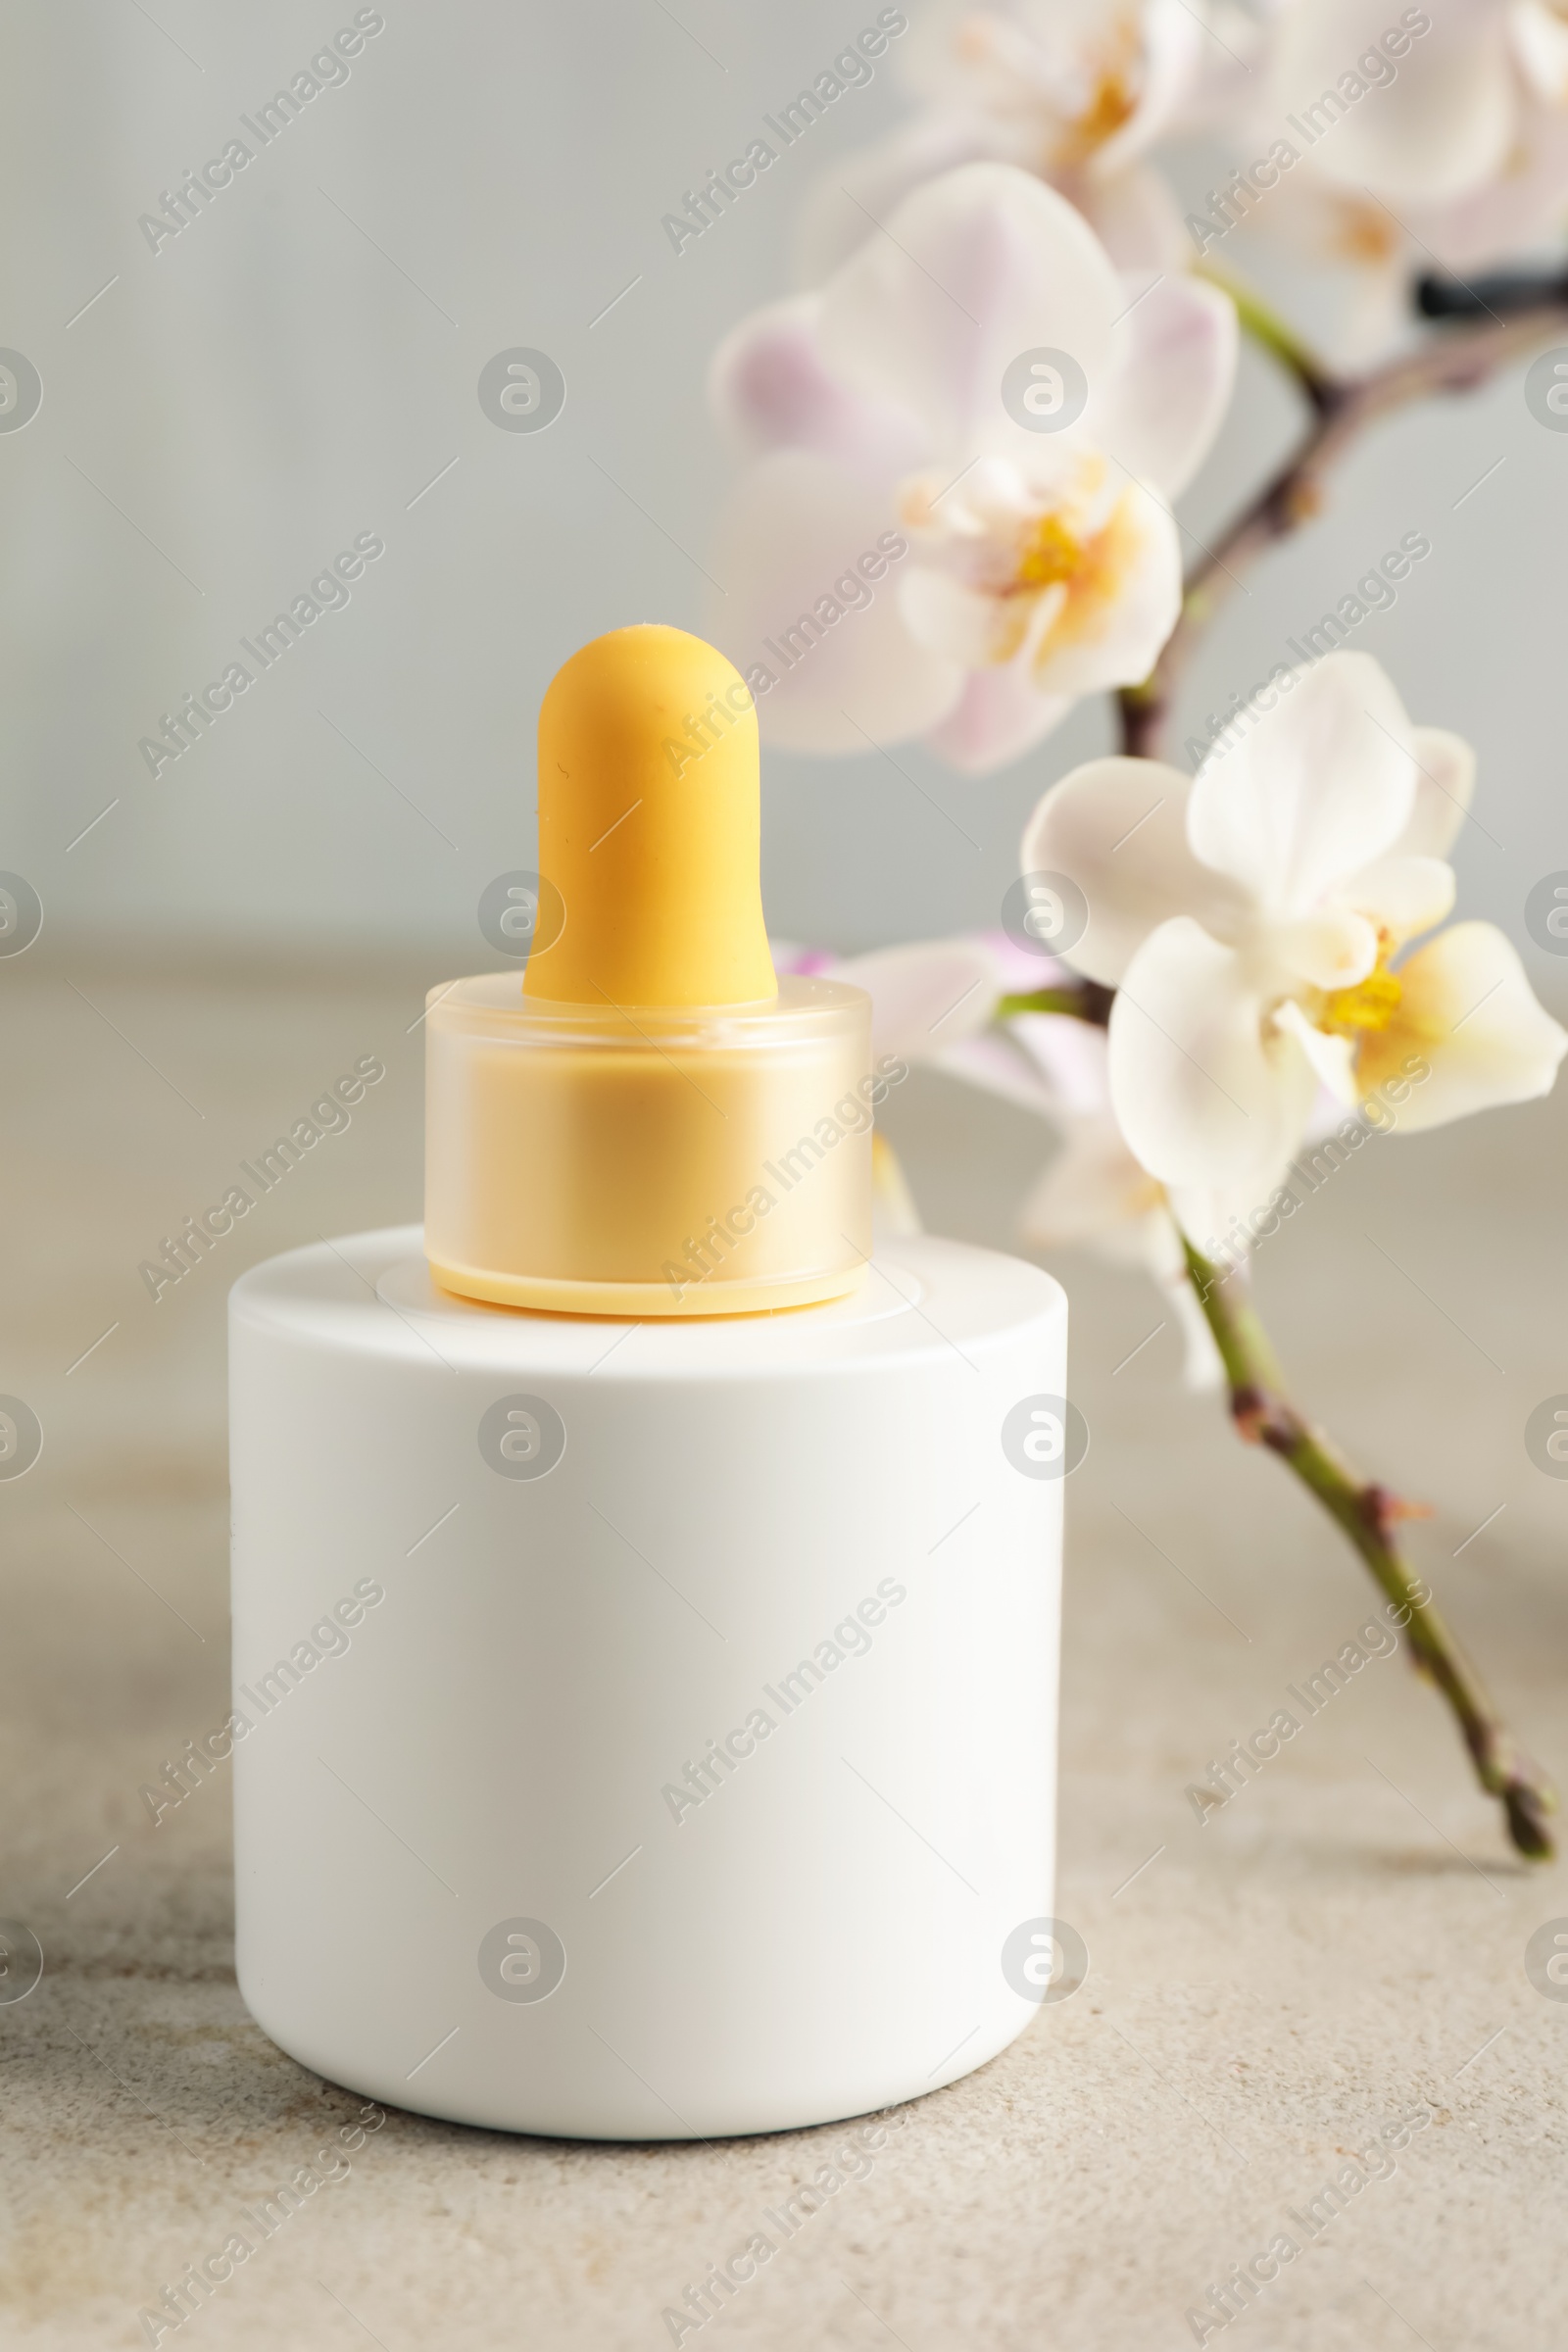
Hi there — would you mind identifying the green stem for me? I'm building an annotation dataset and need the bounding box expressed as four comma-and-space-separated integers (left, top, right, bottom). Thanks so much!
1197, 260, 1338, 413
1184, 1238, 1555, 1861
996, 981, 1112, 1024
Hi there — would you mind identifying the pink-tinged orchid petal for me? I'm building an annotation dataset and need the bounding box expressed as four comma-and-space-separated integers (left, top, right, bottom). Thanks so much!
939, 1003, 1110, 1127
769, 938, 839, 978
981, 929, 1071, 996
1001, 1008, 1117, 1113
817, 164, 1124, 457
708, 295, 924, 477
1023, 756, 1248, 986
710, 163, 1236, 775
1108, 916, 1319, 1188
1102, 275, 1239, 498
923, 660, 1075, 773
835, 937, 1004, 1058
709, 449, 964, 752
940, 1020, 1071, 1109
1188, 654, 1417, 917
1268, 0, 1519, 206
936, 1025, 1065, 1116
1358, 921, 1568, 1127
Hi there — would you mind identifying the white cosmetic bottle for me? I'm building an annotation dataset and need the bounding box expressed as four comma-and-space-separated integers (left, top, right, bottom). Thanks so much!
229, 626, 1068, 2139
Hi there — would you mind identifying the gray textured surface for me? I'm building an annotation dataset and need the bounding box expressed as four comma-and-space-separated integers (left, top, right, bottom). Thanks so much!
1, 961, 1564, 2349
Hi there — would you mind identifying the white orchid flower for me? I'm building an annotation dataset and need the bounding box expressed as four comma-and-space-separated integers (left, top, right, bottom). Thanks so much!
966, 991, 1226, 1385
1024, 651, 1568, 1233
772, 931, 1006, 1240
710, 163, 1237, 776
1248, 0, 1568, 353
773, 932, 1004, 1060
833, 929, 1221, 1385
799, 0, 1259, 287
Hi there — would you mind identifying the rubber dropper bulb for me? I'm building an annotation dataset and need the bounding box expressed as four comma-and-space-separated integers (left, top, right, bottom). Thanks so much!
526, 624, 777, 1009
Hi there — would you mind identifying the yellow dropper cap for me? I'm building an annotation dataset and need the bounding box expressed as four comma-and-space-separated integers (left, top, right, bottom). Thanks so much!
528, 624, 776, 1008
423, 625, 875, 1317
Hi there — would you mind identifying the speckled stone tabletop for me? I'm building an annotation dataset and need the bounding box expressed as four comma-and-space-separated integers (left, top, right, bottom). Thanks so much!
2, 957, 1563, 2350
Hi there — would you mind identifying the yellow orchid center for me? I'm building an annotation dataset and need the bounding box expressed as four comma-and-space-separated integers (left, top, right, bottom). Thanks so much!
1015, 511, 1084, 590
1053, 18, 1142, 171
1075, 66, 1137, 150
1322, 961, 1402, 1035
1331, 197, 1401, 266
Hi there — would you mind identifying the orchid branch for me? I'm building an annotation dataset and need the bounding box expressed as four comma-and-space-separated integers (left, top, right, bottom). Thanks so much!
985, 981, 1555, 1857
1118, 291, 1568, 762
1085, 285, 1568, 1853
1182, 1238, 1556, 1861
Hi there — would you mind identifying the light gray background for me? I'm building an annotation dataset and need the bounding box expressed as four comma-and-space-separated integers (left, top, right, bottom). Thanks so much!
2, 0, 1564, 968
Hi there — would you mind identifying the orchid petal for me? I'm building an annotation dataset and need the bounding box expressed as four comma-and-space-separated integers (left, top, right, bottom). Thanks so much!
1267, 0, 1519, 206
1073, 161, 1192, 279
818, 163, 1123, 457
1023, 757, 1248, 987
1019, 1118, 1164, 1248
1102, 274, 1239, 498
1164, 1250, 1227, 1390
922, 660, 1074, 773
1167, 1153, 1298, 1255
1092, 0, 1207, 172
1272, 998, 1360, 1102
1358, 921, 1568, 1128
1029, 482, 1185, 699
709, 295, 923, 475
795, 111, 1001, 284
1395, 727, 1477, 859
1511, 0, 1568, 103
1003, 1008, 1116, 1116
1272, 906, 1380, 989
900, 564, 1054, 668
1108, 916, 1318, 1186
935, 1027, 1065, 1117
1412, 96, 1568, 269
1188, 653, 1418, 916
709, 450, 963, 753
835, 937, 1004, 1058
1344, 854, 1456, 945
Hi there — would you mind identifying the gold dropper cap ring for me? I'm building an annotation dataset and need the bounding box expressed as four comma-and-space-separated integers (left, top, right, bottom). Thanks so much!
423, 626, 875, 1317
